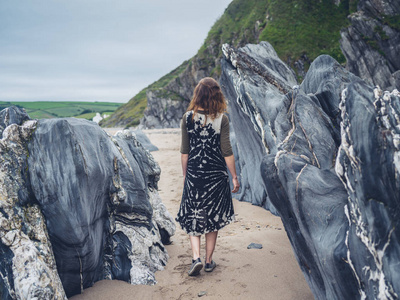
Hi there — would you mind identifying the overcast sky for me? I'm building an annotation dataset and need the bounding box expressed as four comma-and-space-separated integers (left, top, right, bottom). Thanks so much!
0, 0, 232, 103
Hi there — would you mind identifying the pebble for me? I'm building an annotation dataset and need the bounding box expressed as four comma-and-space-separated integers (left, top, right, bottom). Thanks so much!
247, 243, 263, 249
198, 291, 207, 297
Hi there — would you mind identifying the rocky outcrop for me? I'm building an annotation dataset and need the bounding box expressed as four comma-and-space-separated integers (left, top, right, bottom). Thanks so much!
139, 55, 220, 129
221, 42, 400, 299
221, 41, 298, 214
140, 90, 188, 129
0, 109, 175, 298
340, 0, 400, 90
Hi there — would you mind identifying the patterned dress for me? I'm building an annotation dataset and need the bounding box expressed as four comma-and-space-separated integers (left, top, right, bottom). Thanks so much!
176, 111, 234, 236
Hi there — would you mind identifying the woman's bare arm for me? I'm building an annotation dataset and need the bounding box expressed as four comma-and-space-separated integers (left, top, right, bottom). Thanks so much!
224, 154, 240, 193
181, 154, 189, 181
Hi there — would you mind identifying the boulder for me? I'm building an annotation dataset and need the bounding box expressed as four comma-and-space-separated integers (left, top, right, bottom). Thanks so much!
0, 113, 175, 298
221, 41, 400, 299
220, 41, 298, 214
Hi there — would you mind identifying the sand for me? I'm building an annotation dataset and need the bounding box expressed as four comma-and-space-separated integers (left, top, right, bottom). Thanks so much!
70, 128, 313, 300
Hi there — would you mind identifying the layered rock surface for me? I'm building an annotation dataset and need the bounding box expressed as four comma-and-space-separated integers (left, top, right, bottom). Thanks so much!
340, 0, 400, 90
0, 108, 175, 299
221, 42, 400, 299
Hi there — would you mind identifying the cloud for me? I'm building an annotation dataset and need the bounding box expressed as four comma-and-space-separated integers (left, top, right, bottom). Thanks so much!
0, 0, 232, 103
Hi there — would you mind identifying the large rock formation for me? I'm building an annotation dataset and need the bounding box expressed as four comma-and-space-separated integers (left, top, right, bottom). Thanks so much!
221, 41, 298, 213
0, 107, 175, 299
340, 0, 400, 90
221, 42, 400, 299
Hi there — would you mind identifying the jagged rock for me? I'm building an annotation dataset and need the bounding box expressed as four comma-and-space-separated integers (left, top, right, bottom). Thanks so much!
221, 41, 400, 299
0, 112, 175, 298
132, 129, 159, 152
140, 90, 187, 129
335, 84, 400, 298
221, 41, 298, 214
340, 0, 400, 90
0, 106, 30, 138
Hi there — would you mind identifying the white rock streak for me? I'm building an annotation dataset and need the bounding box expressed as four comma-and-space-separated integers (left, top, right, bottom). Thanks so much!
336, 86, 399, 299
0, 120, 67, 299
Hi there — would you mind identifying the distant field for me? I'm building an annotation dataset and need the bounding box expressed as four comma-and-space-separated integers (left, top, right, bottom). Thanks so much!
0, 101, 122, 121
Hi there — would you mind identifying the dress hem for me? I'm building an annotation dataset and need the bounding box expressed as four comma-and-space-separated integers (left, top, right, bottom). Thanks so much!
176, 214, 236, 236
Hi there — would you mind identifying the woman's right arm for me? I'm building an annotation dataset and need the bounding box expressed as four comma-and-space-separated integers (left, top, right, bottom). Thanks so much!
224, 155, 240, 193
181, 154, 189, 181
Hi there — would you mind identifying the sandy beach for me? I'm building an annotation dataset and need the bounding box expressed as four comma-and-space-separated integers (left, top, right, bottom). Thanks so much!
70, 128, 313, 300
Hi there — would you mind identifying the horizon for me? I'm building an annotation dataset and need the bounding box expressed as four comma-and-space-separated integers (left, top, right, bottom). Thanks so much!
0, 1, 232, 103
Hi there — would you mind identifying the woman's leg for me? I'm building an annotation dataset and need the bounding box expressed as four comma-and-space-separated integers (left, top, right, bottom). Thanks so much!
205, 231, 218, 263
189, 235, 201, 260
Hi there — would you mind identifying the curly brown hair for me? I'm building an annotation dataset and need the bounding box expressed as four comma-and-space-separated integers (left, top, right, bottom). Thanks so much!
187, 77, 227, 124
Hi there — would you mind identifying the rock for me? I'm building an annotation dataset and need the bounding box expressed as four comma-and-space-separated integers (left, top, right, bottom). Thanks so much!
221, 42, 400, 299
198, 291, 207, 297
133, 129, 159, 152
113, 129, 158, 152
247, 243, 263, 249
340, 0, 400, 90
335, 84, 400, 298
140, 89, 188, 129
0, 106, 30, 138
221, 41, 298, 214
0, 112, 175, 298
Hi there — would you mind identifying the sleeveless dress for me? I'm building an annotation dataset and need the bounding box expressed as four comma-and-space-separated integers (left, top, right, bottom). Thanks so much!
176, 111, 235, 236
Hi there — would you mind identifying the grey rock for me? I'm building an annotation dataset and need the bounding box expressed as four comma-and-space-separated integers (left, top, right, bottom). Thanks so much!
340, 0, 400, 90
198, 291, 207, 297
140, 90, 187, 129
221, 41, 400, 299
0, 112, 175, 298
0, 106, 30, 138
221, 41, 298, 213
133, 129, 159, 152
336, 84, 400, 298
247, 243, 263, 249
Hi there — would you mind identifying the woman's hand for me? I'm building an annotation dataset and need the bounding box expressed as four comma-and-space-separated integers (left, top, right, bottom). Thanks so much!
232, 177, 240, 193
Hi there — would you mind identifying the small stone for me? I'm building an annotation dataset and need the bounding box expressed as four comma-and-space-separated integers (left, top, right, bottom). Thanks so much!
247, 243, 263, 249
198, 291, 207, 297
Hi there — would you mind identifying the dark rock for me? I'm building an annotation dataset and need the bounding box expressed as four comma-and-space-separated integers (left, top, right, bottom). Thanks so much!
340, 0, 400, 90
247, 243, 263, 249
0, 111, 175, 298
221, 41, 298, 214
336, 83, 400, 298
221, 42, 400, 299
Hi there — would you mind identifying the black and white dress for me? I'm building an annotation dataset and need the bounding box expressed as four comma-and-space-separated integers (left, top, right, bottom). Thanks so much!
176, 110, 234, 236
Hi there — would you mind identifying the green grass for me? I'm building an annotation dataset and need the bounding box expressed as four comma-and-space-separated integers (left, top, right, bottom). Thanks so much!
0, 101, 122, 120
259, 0, 349, 69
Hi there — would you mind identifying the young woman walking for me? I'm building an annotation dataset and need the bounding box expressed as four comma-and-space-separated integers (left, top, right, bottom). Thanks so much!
176, 77, 240, 276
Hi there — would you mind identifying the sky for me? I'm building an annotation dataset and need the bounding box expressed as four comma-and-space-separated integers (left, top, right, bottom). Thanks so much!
0, 0, 232, 103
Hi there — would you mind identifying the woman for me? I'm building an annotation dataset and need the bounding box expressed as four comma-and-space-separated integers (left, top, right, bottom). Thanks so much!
176, 77, 240, 276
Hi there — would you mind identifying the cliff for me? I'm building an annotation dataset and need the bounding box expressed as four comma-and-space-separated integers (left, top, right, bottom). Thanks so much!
221, 41, 400, 299
102, 0, 399, 129
0, 107, 175, 299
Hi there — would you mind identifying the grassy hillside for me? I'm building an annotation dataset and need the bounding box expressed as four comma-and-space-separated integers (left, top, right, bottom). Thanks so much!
103, 0, 355, 127
0, 101, 122, 120
100, 60, 189, 127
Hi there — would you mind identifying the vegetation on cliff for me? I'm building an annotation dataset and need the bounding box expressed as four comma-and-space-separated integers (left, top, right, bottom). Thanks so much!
101, 0, 359, 128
